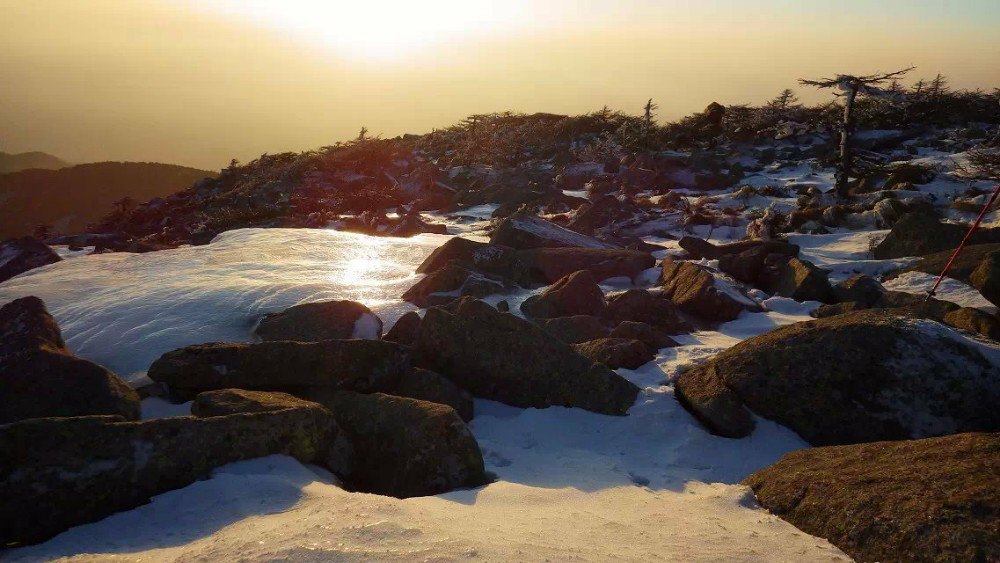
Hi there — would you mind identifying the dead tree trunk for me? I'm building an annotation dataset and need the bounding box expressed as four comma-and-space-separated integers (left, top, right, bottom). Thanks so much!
836, 87, 858, 198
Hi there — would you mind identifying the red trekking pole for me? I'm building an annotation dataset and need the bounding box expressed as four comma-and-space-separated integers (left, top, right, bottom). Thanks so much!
925, 183, 1000, 301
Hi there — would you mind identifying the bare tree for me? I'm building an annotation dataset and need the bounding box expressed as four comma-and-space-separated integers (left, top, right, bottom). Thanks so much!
643, 99, 658, 127
800, 67, 914, 197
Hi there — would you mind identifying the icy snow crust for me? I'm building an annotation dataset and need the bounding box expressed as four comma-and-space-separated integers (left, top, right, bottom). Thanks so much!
0, 228, 851, 561
0, 229, 448, 384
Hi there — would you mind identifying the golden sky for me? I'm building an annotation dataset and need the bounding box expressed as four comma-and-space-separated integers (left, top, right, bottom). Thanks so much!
2, 0, 998, 170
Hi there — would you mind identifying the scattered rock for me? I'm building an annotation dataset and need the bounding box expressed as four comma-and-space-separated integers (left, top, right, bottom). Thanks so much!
413, 297, 639, 415
383, 311, 422, 346
518, 247, 655, 284
391, 367, 474, 421
660, 260, 759, 321
402, 261, 514, 307
520, 270, 605, 319
609, 321, 679, 351
873, 212, 1000, 259
0, 296, 140, 424
679, 236, 798, 261
567, 195, 645, 235
760, 255, 833, 303
415, 237, 530, 285
0, 403, 351, 546
0, 237, 61, 284
969, 250, 1000, 307
255, 300, 382, 341
744, 432, 999, 563
302, 390, 487, 498
676, 309, 1000, 444
573, 338, 654, 370
147, 339, 409, 398
534, 315, 610, 344
601, 289, 690, 333
831, 274, 885, 306
490, 212, 618, 250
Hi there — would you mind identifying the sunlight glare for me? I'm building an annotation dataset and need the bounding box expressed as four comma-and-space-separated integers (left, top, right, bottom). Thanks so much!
210, 0, 534, 60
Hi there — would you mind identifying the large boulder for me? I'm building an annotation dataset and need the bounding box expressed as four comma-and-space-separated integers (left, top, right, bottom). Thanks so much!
302, 390, 487, 498
873, 212, 1000, 259
415, 237, 530, 286
402, 261, 514, 307
660, 260, 759, 322
572, 338, 654, 370
675, 309, 1000, 444
601, 289, 690, 333
679, 236, 798, 261
191, 388, 322, 416
969, 249, 1000, 307
609, 321, 679, 352
490, 212, 618, 250
255, 300, 382, 341
0, 237, 61, 284
744, 432, 999, 563
413, 297, 639, 415
517, 247, 655, 284
534, 315, 609, 344
831, 274, 886, 306
383, 311, 422, 346
520, 270, 605, 319
0, 400, 351, 546
0, 297, 139, 424
895, 242, 1000, 282
147, 339, 409, 398
760, 255, 833, 303
391, 367, 474, 421
566, 195, 645, 235
813, 293, 1000, 342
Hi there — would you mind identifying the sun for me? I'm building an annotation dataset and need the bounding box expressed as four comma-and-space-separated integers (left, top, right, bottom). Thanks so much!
208, 0, 532, 60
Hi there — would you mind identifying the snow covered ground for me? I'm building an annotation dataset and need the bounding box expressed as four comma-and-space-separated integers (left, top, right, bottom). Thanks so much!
0, 226, 852, 562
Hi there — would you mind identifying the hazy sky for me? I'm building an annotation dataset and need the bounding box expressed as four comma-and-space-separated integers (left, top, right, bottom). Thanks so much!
2, 0, 999, 170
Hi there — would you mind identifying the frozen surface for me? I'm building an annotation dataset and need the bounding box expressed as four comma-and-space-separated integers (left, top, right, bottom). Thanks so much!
0, 228, 448, 384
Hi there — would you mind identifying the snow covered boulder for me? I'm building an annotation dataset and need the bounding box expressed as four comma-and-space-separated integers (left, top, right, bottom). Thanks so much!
572, 338, 654, 370
0, 297, 139, 424
413, 297, 640, 415
147, 340, 409, 398
402, 261, 515, 307
520, 270, 605, 319
383, 311, 422, 346
969, 249, 1000, 307
534, 315, 609, 344
415, 237, 531, 286
660, 260, 760, 322
517, 247, 655, 284
0, 237, 61, 284
675, 309, 1000, 444
255, 300, 383, 342
759, 255, 833, 303
744, 432, 999, 563
301, 390, 487, 498
0, 401, 351, 547
600, 289, 691, 334
490, 212, 619, 250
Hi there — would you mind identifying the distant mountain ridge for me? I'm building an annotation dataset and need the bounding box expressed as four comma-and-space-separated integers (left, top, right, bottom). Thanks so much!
0, 161, 216, 239
0, 151, 70, 174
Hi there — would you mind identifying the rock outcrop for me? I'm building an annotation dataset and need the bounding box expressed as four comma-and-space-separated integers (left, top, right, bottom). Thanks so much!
675, 309, 1000, 444
0, 296, 139, 424
413, 297, 639, 415
0, 237, 62, 284
744, 432, 999, 563
147, 339, 409, 398
255, 300, 382, 341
